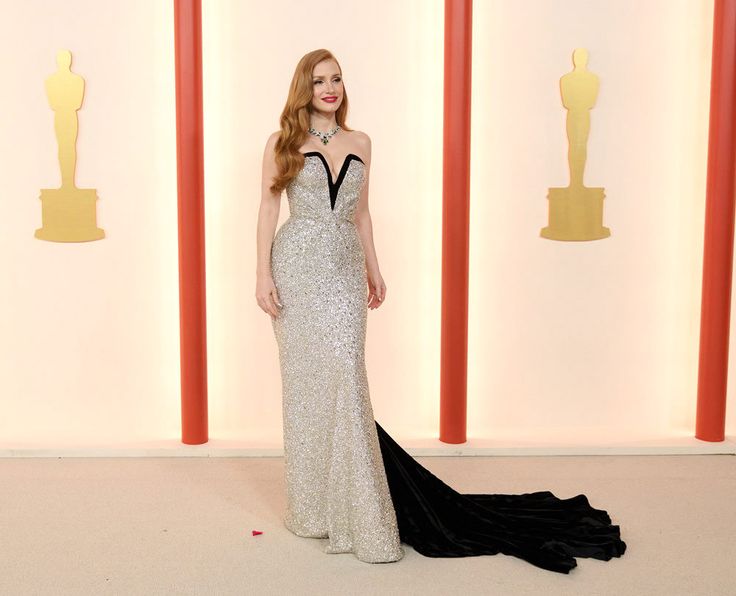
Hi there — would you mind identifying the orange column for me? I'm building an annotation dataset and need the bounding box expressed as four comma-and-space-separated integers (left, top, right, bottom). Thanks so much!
696, 0, 736, 442
174, 0, 208, 444
439, 0, 472, 443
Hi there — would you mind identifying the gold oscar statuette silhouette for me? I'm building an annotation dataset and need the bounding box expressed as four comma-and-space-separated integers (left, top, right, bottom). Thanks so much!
541, 48, 610, 241
35, 49, 104, 242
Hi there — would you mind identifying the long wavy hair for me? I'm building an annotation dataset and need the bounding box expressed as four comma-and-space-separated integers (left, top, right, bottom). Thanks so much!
269, 49, 353, 195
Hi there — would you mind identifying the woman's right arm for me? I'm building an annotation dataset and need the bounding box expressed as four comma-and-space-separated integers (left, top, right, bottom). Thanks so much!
255, 131, 282, 320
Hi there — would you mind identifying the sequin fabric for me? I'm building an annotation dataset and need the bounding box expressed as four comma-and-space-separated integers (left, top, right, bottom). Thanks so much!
270, 152, 404, 563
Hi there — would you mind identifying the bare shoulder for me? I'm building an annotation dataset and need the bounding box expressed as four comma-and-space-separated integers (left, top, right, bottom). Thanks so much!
266, 130, 280, 149
263, 131, 281, 161
350, 130, 372, 159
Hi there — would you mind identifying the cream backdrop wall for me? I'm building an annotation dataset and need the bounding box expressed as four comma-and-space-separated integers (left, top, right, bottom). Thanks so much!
1, 0, 730, 450
203, 0, 444, 446
469, 0, 725, 443
0, 0, 178, 446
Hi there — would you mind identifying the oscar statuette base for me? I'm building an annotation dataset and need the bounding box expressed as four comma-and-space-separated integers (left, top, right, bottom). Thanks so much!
540, 186, 610, 241
35, 187, 105, 242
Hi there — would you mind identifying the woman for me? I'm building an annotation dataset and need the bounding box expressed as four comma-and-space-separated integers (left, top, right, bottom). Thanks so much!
255, 49, 626, 573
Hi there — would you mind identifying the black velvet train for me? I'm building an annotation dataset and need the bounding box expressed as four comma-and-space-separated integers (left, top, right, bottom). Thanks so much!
376, 421, 627, 574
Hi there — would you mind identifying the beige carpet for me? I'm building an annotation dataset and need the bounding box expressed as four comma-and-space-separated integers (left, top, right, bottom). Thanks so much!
1, 454, 734, 595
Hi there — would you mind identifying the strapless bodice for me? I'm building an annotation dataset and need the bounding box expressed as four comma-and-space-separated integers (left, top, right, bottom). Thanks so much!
285, 151, 365, 223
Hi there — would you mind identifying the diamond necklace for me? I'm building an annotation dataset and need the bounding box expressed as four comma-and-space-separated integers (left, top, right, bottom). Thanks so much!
308, 124, 341, 145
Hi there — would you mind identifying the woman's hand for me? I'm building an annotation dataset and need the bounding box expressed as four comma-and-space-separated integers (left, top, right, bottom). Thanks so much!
256, 273, 282, 320
367, 269, 386, 310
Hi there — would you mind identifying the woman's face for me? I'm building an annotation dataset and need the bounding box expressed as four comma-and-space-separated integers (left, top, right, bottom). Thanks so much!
311, 59, 343, 116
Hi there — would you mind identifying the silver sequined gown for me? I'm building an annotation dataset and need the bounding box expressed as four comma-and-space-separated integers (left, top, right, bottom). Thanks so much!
269, 149, 628, 574
270, 150, 404, 563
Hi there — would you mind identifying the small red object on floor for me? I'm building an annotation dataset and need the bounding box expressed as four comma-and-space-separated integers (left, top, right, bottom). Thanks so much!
252, 530, 263, 536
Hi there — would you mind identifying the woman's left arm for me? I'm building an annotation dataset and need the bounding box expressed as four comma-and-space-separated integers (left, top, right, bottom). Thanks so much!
353, 133, 386, 309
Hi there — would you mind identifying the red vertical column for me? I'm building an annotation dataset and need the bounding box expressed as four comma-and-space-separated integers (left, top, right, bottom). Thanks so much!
439, 0, 472, 444
174, 0, 208, 444
696, 0, 736, 442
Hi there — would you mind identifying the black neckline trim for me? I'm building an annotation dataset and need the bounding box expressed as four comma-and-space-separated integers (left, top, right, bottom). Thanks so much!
302, 151, 365, 210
